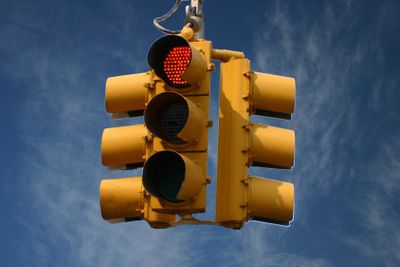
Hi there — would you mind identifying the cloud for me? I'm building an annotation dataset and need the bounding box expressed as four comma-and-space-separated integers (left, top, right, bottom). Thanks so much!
8, 1, 400, 266
251, 1, 361, 224
249, 1, 400, 266
345, 136, 400, 267
12, 9, 327, 267
14, 39, 206, 267
5, 2, 213, 266
251, 0, 399, 209
227, 225, 333, 267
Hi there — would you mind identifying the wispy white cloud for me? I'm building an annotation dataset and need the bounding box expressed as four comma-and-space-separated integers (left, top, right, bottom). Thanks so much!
6, 2, 218, 266
252, 0, 399, 204
15, 40, 210, 267
345, 136, 400, 267
248, 0, 400, 266
226, 225, 332, 267
6, 1, 400, 267
252, 1, 363, 225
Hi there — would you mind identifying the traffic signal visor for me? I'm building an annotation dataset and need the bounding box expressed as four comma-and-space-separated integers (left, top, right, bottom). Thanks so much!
147, 35, 207, 88
142, 150, 202, 203
105, 72, 150, 118
251, 72, 295, 119
101, 124, 146, 169
100, 177, 144, 222
144, 91, 205, 145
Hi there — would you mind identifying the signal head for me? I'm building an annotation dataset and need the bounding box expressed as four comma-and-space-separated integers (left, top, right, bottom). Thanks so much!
142, 151, 202, 203
143, 151, 185, 202
144, 91, 205, 146
147, 35, 206, 89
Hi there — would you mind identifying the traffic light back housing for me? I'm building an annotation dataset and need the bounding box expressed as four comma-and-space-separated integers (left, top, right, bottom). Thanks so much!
215, 58, 295, 229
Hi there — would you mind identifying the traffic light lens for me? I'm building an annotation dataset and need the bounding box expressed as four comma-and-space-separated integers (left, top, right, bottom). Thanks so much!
148, 35, 192, 88
143, 151, 185, 202
145, 92, 190, 145
160, 100, 189, 145
164, 46, 191, 87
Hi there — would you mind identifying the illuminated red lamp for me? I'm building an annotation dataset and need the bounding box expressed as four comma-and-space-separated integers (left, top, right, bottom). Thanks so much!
163, 46, 191, 86
147, 35, 206, 89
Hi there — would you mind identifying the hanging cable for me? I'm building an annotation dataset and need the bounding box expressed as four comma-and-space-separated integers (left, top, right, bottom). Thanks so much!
153, 0, 190, 34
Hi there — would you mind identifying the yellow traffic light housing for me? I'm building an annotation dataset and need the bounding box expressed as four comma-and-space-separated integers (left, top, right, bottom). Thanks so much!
99, 1, 298, 230
100, 68, 176, 228
100, 177, 144, 222
249, 177, 294, 225
252, 72, 295, 119
99, 32, 213, 228
142, 35, 212, 216
101, 124, 146, 169
105, 72, 150, 118
99, 177, 177, 228
215, 58, 296, 229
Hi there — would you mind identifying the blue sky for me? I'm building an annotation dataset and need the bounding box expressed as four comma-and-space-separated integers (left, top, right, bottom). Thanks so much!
1, 0, 400, 266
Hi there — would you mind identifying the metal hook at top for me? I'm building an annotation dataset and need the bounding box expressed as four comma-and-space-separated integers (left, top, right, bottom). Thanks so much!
153, 0, 187, 35
184, 0, 205, 38
153, 0, 205, 38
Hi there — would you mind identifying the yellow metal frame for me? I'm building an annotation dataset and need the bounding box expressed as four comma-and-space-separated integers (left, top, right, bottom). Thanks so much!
215, 58, 250, 229
141, 39, 213, 218
105, 72, 151, 118
100, 29, 296, 229
99, 177, 144, 222
215, 58, 295, 229
101, 124, 147, 168
251, 72, 295, 116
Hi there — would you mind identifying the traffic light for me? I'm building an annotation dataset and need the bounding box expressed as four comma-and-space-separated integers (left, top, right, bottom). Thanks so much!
215, 58, 296, 229
143, 34, 212, 215
99, 31, 213, 228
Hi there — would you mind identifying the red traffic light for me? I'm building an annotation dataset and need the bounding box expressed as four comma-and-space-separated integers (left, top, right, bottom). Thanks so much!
164, 46, 191, 87
147, 35, 206, 88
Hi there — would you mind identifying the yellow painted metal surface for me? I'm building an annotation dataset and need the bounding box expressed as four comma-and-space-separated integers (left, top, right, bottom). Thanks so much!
251, 124, 295, 168
211, 48, 245, 62
149, 152, 208, 215
251, 72, 295, 116
99, 177, 144, 222
215, 58, 295, 229
143, 39, 212, 218
248, 177, 294, 225
100, 39, 213, 228
105, 72, 149, 115
178, 40, 212, 96
143, 196, 176, 229
181, 45, 207, 86
144, 92, 206, 147
151, 95, 210, 152
99, 176, 176, 228
216, 58, 250, 229
176, 153, 203, 200
101, 124, 147, 168
178, 96, 205, 144
180, 26, 194, 41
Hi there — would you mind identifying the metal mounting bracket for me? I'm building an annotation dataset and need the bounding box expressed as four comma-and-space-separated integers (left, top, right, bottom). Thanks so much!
185, 0, 205, 38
